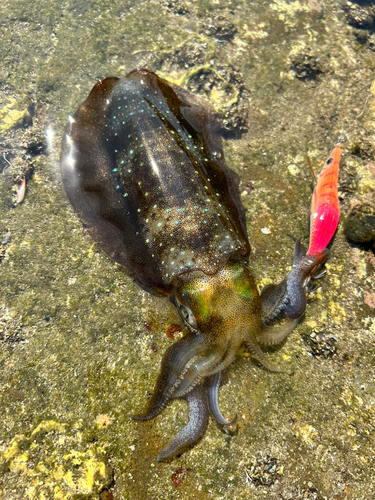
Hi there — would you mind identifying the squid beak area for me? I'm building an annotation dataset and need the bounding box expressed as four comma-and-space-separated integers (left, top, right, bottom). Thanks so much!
130, 331, 208, 422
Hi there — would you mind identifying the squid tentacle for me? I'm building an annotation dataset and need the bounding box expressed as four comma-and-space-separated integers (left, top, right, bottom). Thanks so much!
157, 384, 209, 462
261, 240, 330, 325
130, 331, 208, 421
256, 318, 300, 347
206, 372, 235, 426
170, 343, 228, 399
245, 337, 286, 373
171, 335, 242, 399
158, 371, 236, 461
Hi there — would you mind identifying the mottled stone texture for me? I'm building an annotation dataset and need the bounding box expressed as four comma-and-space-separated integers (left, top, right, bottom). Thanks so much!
0, 0, 374, 499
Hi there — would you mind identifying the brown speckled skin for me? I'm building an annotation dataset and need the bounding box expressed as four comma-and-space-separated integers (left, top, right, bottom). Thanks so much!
60, 69, 249, 296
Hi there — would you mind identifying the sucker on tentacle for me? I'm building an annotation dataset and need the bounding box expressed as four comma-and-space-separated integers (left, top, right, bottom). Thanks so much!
256, 318, 300, 348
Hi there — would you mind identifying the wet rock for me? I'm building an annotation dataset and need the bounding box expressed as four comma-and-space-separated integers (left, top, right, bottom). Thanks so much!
351, 0, 375, 5
166, 40, 208, 69
162, 0, 189, 15
0, 236, 8, 264
344, 2, 375, 30
185, 66, 221, 93
186, 65, 249, 138
244, 453, 282, 487
0, 306, 26, 343
350, 139, 375, 161
369, 32, 375, 49
0, 102, 48, 191
0, 144, 15, 174
343, 203, 375, 243
303, 330, 338, 358
221, 107, 249, 138
354, 28, 371, 44
290, 52, 323, 80
0, 420, 113, 497
202, 16, 237, 42
338, 166, 359, 200
22, 130, 48, 158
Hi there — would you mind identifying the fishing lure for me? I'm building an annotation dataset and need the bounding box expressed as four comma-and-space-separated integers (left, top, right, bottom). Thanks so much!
307, 144, 341, 255
60, 69, 340, 461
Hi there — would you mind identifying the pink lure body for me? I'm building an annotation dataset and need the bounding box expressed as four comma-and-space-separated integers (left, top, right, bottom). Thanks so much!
307, 145, 341, 255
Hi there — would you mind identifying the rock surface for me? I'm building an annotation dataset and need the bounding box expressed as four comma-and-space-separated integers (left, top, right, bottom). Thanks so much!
0, 0, 374, 499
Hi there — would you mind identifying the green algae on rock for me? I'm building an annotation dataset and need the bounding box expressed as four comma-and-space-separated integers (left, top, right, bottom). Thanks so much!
0, 420, 113, 499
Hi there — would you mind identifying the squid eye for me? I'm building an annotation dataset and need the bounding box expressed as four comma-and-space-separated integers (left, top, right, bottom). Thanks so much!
176, 299, 197, 328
